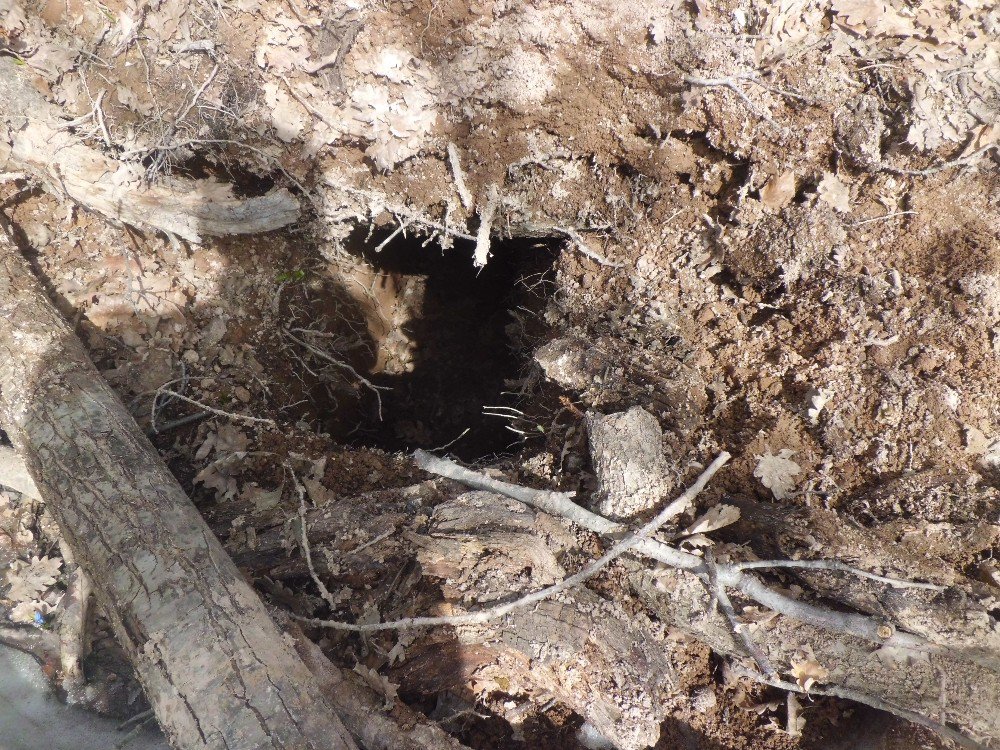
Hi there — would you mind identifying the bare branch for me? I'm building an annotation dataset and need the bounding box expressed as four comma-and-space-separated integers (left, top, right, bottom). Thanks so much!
297, 453, 730, 632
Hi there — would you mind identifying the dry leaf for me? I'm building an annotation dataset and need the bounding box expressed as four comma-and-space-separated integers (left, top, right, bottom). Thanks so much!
683, 504, 741, 536
964, 425, 989, 454
263, 82, 308, 142
965, 425, 1000, 468
679, 533, 715, 548
243, 485, 283, 515
787, 693, 806, 736
754, 449, 801, 500
833, 0, 915, 37
789, 657, 829, 691
9, 599, 51, 625
961, 123, 1000, 157
817, 173, 851, 213
760, 171, 796, 209
4, 556, 62, 604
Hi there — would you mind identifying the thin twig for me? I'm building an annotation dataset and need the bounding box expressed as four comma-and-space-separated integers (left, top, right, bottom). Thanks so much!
296, 453, 730, 632
374, 216, 414, 252
146, 411, 211, 436
94, 90, 112, 148
851, 211, 917, 226
117, 708, 155, 731
732, 559, 944, 591
708, 553, 776, 679
283, 330, 388, 419
730, 667, 988, 750
175, 63, 220, 123
413, 450, 946, 656
329, 182, 477, 243
347, 528, 394, 556
683, 74, 782, 129
882, 143, 998, 176
280, 76, 339, 129
114, 710, 158, 749
289, 465, 343, 611
154, 388, 275, 427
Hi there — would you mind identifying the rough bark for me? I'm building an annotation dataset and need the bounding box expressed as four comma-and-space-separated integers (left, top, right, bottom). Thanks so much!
586, 406, 676, 520
0, 234, 356, 748
0, 60, 298, 243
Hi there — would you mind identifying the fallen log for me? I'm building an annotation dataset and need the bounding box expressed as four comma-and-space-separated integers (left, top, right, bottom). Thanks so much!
0, 232, 355, 747
0, 60, 298, 243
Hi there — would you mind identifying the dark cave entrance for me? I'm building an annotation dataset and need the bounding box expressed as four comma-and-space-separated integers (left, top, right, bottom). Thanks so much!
345, 229, 560, 463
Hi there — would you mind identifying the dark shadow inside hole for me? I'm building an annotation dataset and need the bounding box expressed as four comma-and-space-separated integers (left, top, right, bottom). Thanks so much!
139, 152, 278, 198
345, 228, 560, 463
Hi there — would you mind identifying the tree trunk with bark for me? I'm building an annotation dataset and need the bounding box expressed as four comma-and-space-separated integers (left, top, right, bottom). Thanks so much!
0, 231, 357, 749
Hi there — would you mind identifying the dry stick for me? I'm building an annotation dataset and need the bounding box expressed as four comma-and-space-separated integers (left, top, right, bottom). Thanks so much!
58, 565, 93, 700
473, 184, 499, 268
852, 210, 918, 227
93, 89, 112, 148
732, 559, 943, 592
373, 216, 414, 252
786, 693, 802, 738
297, 453, 730, 632
415, 453, 987, 744
707, 553, 776, 679
683, 74, 783, 129
281, 76, 339, 129
114, 711, 158, 749
329, 182, 477, 243
413, 450, 944, 652
290, 465, 343, 611
729, 666, 988, 750
447, 143, 474, 211
174, 63, 220, 124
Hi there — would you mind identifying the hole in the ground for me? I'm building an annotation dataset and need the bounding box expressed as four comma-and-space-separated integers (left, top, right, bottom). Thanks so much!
339, 228, 560, 462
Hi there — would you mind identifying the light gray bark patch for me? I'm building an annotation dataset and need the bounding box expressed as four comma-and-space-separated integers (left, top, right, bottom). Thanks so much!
586, 407, 676, 521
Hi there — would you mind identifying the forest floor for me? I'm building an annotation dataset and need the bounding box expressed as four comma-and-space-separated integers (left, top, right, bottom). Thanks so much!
3, 1, 1000, 748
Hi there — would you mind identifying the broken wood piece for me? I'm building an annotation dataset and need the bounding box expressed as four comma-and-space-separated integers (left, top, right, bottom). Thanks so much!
0, 61, 298, 243
586, 406, 677, 520
0, 233, 355, 748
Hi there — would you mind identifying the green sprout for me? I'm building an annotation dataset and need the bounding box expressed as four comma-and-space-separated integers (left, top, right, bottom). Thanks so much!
276, 268, 307, 283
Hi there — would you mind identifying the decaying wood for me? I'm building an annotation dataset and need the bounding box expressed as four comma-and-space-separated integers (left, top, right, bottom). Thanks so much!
729, 497, 1000, 660
254, 449, 999, 748
0, 233, 355, 748
0, 60, 298, 243
276, 611, 472, 750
